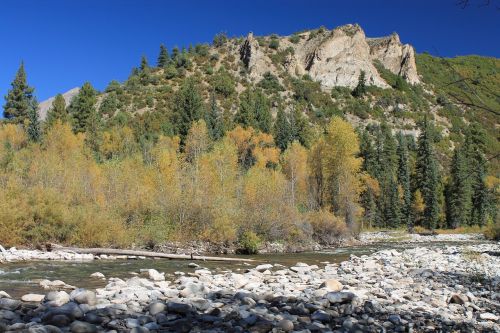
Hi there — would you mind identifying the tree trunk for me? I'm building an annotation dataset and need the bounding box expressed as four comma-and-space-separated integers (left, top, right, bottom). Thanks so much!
51, 245, 254, 262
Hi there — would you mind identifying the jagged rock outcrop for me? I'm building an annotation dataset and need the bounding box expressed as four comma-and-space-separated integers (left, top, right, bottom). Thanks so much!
239, 32, 275, 81
238, 24, 420, 89
367, 33, 420, 84
294, 24, 389, 89
38, 87, 80, 120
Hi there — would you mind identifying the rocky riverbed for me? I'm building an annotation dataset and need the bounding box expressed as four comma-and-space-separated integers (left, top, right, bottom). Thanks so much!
1, 243, 499, 332
0, 233, 487, 263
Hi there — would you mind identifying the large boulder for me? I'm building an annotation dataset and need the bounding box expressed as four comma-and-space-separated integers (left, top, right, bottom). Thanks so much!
45, 291, 70, 307
320, 279, 343, 292
70, 289, 97, 306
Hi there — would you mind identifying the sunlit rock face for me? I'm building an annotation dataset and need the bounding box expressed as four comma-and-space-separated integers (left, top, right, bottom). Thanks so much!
239, 24, 420, 89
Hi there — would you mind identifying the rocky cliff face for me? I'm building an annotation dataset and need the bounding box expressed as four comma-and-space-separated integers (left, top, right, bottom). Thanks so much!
239, 32, 277, 81
367, 33, 420, 84
239, 24, 420, 89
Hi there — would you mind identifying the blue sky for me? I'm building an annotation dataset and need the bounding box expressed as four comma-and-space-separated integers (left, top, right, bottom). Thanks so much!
0, 0, 498, 106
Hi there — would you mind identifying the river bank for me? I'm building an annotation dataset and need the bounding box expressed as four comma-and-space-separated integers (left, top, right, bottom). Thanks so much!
0, 233, 487, 263
0, 242, 499, 332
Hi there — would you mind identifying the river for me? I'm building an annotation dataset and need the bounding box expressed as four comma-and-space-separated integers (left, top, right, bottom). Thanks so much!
0, 240, 487, 299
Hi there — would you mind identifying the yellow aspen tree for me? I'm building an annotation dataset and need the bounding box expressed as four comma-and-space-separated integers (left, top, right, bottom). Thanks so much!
308, 138, 327, 209
199, 137, 240, 243
322, 117, 363, 229
282, 141, 309, 207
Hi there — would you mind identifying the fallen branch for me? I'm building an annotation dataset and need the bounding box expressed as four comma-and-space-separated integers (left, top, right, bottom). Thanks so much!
51, 245, 254, 262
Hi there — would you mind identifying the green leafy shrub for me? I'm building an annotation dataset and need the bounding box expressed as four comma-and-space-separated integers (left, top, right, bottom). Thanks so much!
269, 38, 280, 50
258, 72, 284, 93
289, 34, 300, 44
237, 231, 261, 254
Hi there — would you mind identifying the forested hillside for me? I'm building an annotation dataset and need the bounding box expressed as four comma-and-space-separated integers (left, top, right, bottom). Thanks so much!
1, 25, 499, 249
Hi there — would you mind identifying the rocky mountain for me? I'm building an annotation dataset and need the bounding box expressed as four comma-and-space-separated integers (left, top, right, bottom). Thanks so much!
239, 24, 419, 89
38, 24, 498, 171
38, 87, 79, 120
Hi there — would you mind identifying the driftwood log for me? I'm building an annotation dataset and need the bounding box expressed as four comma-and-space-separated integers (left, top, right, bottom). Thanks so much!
51, 245, 255, 262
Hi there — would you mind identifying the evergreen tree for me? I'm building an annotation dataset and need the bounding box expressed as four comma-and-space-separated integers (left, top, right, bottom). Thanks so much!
46, 94, 68, 126
235, 88, 257, 129
273, 108, 292, 151
254, 90, 271, 133
157, 44, 170, 68
359, 129, 377, 176
3, 62, 35, 123
289, 107, 310, 147
68, 82, 98, 133
446, 147, 471, 228
377, 124, 400, 228
396, 133, 411, 227
415, 118, 440, 230
172, 78, 203, 141
235, 88, 271, 133
205, 92, 225, 140
351, 70, 366, 98
470, 155, 489, 226
463, 122, 489, 226
140, 55, 149, 72
26, 97, 41, 142
382, 177, 401, 228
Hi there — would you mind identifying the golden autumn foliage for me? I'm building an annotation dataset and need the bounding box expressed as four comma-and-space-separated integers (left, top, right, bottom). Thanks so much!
308, 117, 364, 230
0, 119, 363, 248
282, 141, 309, 207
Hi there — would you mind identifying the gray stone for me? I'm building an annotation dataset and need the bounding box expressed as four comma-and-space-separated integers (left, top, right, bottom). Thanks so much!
311, 310, 331, 322
147, 269, 165, 281
190, 298, 211, 311
126, 318, 140, 328
148, 301, 166, 315
278, 319, 294, 331
22, 293, 46, 302
388, 314, 401, 325
47, 314, 71, 327
0, 298, 21, 310
70, 320, 98, 333
167, 302, 191, 314
71, 289, 97, 306
479, 312, 499, 321
45, 291, 70, 307
326, 291, 356, 304
130, 328, 150, 333
255, 264, 273, 272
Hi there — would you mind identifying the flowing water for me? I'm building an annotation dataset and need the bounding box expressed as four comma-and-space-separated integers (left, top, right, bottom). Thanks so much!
0, 241, 485, 299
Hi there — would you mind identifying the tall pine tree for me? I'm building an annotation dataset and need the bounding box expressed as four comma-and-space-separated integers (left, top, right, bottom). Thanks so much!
205, 92, 225, 140
415, 118, 440, 230
470, 154, 489, 226
26, 96, 41, 142
68, 82, 98, 134
463, 123, 489, 226
157, 44, 170, 68
172, 78, 204, 141
274, 108, 292, 151
3, 62, 36, 123
396, 133, 411, 228
446, 147, 471, 228
46, 94, 68, 126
